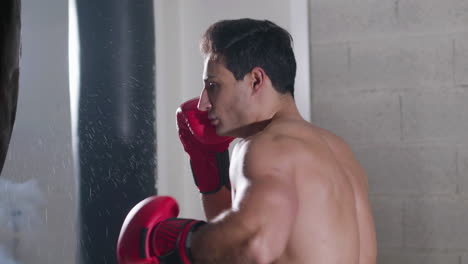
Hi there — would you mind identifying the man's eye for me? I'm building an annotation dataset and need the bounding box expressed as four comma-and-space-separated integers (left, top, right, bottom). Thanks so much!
208, 82, 217, 90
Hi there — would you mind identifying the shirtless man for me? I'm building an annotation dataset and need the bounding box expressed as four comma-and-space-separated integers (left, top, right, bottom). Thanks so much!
117, 18, 377, 264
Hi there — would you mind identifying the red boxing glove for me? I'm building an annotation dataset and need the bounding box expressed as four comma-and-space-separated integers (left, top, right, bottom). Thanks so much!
117, 196, 205, 264
176, 97, 234, 193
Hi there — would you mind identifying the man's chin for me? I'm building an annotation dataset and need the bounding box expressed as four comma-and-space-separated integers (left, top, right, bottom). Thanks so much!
215, 125, 235, 137
215, 126, 227, 137
217, 126, 242, 139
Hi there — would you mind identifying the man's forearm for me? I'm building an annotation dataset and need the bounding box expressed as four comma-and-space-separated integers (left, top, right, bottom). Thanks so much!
190, 210, 260, 264
201, 186, 232, 221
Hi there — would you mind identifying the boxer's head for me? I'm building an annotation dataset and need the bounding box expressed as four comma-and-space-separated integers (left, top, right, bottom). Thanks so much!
198, 19, 296, 137
200, 18, 296, 97
0, 0, 21, 174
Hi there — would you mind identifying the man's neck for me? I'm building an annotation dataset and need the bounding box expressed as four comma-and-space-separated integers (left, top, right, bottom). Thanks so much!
272, 95, 302, 121
234, 94, 302, 139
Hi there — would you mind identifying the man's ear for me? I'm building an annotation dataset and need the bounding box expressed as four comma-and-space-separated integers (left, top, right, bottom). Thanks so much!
250, 67, 266, 94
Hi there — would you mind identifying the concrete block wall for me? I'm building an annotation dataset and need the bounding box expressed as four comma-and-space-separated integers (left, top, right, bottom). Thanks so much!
309, 0, 468, 262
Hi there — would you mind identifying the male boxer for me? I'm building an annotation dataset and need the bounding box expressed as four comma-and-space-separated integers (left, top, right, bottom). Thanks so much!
118, 18, 377, 263
0, 0, 20, 175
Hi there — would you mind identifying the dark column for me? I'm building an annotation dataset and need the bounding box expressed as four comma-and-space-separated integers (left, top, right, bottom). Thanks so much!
0, 0, 20, 175
72, 1, 156, 263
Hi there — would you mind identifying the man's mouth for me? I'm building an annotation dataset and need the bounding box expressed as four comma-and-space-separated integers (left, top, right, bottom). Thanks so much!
210, 118, 219, 126
208, 111, 220, 126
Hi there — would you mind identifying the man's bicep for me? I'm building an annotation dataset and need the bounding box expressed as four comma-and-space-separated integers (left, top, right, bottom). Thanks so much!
238, 137, 298, 222
190, 176, 296, 264
236, 172, 298, 262
235, 140, 298, 261
226, 139, 298, 263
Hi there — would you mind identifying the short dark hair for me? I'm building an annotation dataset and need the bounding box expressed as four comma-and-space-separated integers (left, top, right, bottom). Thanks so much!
200, 18, 296, 97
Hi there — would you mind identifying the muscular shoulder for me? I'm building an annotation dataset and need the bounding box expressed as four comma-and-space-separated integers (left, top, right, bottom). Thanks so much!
234, 130, 301, 181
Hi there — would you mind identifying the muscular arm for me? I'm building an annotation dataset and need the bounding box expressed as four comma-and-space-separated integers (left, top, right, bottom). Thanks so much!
201, 186, 231, 221
190, 138, 298, 263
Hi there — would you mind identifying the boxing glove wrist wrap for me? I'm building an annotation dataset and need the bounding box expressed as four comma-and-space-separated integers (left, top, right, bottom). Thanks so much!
150, 218, 205, 263
117, 196, 206, 264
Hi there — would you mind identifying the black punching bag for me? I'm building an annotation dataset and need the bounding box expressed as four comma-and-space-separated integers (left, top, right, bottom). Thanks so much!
71, 1, 156, 263
0, 0, 20, 175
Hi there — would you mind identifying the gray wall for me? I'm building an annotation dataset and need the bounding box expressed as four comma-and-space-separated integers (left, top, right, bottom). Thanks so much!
0, 0, 75, 263
309, 0, 468, 263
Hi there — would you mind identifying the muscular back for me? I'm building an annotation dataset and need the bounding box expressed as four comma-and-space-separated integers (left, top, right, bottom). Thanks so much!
231, 118, 377, 264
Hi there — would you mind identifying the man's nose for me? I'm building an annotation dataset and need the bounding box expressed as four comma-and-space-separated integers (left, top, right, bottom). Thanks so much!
197, 88, 211, 111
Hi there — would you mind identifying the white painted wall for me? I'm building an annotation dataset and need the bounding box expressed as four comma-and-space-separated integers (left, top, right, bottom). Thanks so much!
155, 0, 311, 219
0, 0, 75, 263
